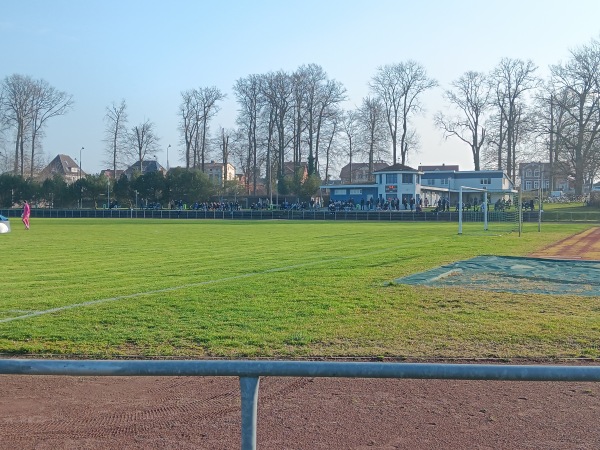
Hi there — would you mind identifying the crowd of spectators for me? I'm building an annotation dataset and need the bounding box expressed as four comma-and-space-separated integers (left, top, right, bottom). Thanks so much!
167, 200, 241, 211
328, 197, 424, 212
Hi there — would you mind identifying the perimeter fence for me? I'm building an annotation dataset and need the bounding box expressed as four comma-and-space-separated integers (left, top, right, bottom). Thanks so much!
1, 359, 600, 450
0, 208, 556, 222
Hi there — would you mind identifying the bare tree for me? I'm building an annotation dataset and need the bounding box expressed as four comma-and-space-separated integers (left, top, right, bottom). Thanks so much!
0, 89, 10, 170
370, 61, 437, 165
129, 120, 160, 173
261, 71, 294, 196
320, 112, 341, 184
233, 74, 264, 194
357, 96, 389, 180
27, 79, 73, 178
528, 85, 571, 191
435, 71, 491, 170
291, 68, 308, 175
178, 87, 225, 170
229, 127, 250, 191
103, 99, 128, 177
178, 90, 197, 169
2, 74, 73, 177
550, 37, 600, 195
2, 74, 35, 176
296, 64, 347, 176
313, 80, 346, 176
193, 86, 226, 171
489, 58, 538, 181
220, 127, 231, 187
341, 110, 359, 183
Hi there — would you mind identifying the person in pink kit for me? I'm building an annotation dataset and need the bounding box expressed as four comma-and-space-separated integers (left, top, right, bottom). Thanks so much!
22, 200, 30, 230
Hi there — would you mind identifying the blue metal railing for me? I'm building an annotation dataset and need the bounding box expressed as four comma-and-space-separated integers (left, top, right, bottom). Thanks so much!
1, 359, 599, 450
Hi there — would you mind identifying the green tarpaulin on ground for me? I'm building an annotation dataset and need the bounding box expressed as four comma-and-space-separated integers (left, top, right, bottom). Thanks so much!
394, 255, 600, 296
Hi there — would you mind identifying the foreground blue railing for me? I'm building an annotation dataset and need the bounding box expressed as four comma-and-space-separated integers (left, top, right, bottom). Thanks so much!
1, 359, 599, 449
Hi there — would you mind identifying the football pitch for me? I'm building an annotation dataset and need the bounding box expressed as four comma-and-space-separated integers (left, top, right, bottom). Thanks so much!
0, 218, 598, 360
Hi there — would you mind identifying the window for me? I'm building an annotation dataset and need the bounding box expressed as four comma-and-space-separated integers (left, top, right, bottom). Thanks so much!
480, 178, 491, 185
334, 189, 347, 195
526, 169, 532, 177
534, 181, 539, 189
386, 174, 397, 184
534, 169, 540, 177
544, 180, 550, 189
427, 179, 435, 185
525, 181, 532, 190
349, 189, 362, 195
402, 173, 413, 184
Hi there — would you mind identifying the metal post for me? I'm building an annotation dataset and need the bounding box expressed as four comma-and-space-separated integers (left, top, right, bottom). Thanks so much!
482, 191, 488, 231
240, 376, 260, 450
79, 147, 84, 209
538, 167, 543, 232
518, 182, 523, 237
458, 186, 463, 234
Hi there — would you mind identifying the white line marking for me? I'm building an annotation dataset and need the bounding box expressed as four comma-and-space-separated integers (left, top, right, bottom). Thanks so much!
427, 268, 463, 283
0, 248, 394, 324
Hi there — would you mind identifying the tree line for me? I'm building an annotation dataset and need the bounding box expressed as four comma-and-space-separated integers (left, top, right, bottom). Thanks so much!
0, 166, 322, 209
2, 35, 600, 197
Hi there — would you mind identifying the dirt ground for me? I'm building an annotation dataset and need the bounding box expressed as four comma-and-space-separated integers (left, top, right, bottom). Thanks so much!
528, 226, 600, 260
1, 227, 599, 450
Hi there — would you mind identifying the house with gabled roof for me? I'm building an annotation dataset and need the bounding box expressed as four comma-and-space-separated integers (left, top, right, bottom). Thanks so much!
518, 161, 572, 193
101, 168, 125, 180
283, 161, 309, 181
123, 160, 166, 179
37, 154, 84, 184
203, 161, 236, 186
339, 161, 390, 183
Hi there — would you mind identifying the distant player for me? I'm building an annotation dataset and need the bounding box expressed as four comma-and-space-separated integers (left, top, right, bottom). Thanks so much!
22, 200, 30, 230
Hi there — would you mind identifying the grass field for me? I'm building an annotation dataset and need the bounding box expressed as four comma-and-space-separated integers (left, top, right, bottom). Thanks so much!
539, 201, 600, 221
1, 218, 598, 360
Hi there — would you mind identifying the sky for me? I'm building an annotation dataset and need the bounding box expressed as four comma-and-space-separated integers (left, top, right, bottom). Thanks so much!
1, 0, 600, 177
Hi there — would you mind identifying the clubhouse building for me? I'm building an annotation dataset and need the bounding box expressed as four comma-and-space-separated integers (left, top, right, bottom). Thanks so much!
321, 164, 516, 208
